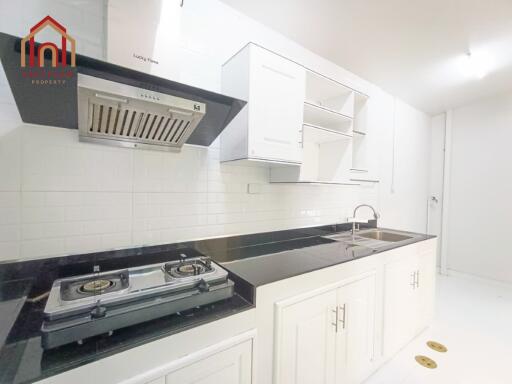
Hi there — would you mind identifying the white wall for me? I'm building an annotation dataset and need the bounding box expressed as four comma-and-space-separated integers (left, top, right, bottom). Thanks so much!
0, 0, 431, 262
378, 99, 432, 233
446, 92, 512, 283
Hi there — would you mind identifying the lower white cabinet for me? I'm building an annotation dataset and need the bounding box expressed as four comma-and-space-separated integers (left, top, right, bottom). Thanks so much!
383, 244, 436, 357
275, 287, 337, 384
336, 274, 376, 384
164, 338, 253, 384
145, 378, 165, 384
128, 332, 255, 384
273, 239, 437, 384
274, 273, 376, 384
382, 251, 420, 357
417, 246, 437, 332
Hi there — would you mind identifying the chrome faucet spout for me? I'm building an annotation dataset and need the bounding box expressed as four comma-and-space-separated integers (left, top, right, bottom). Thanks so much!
351, 204, 380, 234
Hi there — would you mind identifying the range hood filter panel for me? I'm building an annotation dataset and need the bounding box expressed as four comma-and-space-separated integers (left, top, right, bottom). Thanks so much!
78, 74, 206, 151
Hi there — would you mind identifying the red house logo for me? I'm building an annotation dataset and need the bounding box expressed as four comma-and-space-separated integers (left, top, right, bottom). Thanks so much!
20, 16, 76, 68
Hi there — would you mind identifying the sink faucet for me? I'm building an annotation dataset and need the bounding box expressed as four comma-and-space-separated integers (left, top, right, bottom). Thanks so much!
351, 204, 380, 234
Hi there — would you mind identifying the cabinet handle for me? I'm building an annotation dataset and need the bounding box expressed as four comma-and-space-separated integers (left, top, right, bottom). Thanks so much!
410, 272, 416, 289
339, 304, 346, 329
416, 270, 420, 288
331, 307, 338, 332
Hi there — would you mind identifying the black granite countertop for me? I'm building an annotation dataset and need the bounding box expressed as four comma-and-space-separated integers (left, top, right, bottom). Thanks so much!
0, 221, 434, 383
221, 228, 435, 286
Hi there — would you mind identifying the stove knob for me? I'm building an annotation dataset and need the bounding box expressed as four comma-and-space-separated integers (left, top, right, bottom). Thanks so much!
91, 304, 107, 319
197, 279, 210, 292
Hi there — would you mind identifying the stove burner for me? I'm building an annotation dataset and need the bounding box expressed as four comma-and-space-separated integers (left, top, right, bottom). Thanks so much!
176, 263, 206, 276
164, 258, 213, 278
78, 279, 114, 294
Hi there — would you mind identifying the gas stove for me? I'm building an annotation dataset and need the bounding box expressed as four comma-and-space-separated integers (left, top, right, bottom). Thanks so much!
41, 256, 234, 349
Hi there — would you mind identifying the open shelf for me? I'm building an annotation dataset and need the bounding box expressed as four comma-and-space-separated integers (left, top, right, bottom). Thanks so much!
303, 102, 353, 133
271, 127, 352, 184
302, 124, 353, 144
352, 133, 367, 171
270, 181, 360, 186
354, 92, 369, 134
349, 178, 379, 183
305, 70, 355, 117
349, 165, 379, 183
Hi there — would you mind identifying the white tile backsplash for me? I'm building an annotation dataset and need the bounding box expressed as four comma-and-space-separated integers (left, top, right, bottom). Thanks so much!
21, 125, 134, 192
0, 192, 21, 260
16, 190, 132, 259
0, 120, 376, 261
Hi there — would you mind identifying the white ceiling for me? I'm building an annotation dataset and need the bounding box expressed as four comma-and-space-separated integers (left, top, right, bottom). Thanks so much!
219, 0, 512, 115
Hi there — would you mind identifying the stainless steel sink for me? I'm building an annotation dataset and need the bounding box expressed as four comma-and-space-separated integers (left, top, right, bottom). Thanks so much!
358, 230, 412, 242
323, 229, 415, 251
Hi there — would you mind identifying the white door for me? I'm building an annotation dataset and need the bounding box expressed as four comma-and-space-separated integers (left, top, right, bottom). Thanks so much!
248, 45, 305, 163
275, 288, 337, 384
165, 339, 252, 384
428, 114, 446, 267
383, 255, 419, 357
335, 274, 376, 384
416, 248, 437, 332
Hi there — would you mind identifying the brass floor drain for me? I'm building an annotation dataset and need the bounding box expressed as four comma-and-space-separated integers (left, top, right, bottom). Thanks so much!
415, 355, 437, 369
427, 340, 448, 353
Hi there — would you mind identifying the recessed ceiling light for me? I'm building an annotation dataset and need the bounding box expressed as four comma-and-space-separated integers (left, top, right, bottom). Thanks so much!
460, 51, 494, 79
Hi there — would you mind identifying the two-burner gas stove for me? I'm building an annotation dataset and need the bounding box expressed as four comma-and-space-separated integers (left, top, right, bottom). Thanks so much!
41, 256, 234, 349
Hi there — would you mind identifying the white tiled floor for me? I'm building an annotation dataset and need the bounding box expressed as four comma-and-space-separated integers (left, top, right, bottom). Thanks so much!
365, 273, 512, 384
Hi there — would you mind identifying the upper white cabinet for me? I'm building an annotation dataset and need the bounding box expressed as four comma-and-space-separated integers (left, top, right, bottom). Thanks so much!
274, 273, 377, 384
221, 43, 306, 164
271, 69, 372, 184
221, 43, 377, 184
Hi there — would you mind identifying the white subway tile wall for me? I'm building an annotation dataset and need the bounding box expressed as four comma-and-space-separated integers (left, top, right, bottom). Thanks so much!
0, 122, 377, 261
0, 0, 381, 261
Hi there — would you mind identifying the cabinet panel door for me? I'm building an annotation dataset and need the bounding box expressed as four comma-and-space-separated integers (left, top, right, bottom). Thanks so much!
248, 46, 305, 163
383, 256, 419, 357
335, 274, 376, 384
164, 340, 252, 384
275, 289, 337, 384
417, 249, 436, 332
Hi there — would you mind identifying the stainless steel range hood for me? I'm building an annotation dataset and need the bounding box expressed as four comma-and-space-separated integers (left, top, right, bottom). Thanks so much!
0, 32, 246, 150
78, 74, 206, 151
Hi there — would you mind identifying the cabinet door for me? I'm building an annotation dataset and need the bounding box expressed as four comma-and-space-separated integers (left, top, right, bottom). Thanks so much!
275, 289, 337, 384
164, 339, 252, 384
335, 274, 376, 384
248, 45, 305, 163
383, 255, 419, 357
146, 378, 165, 384
416, 248, 436, 332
